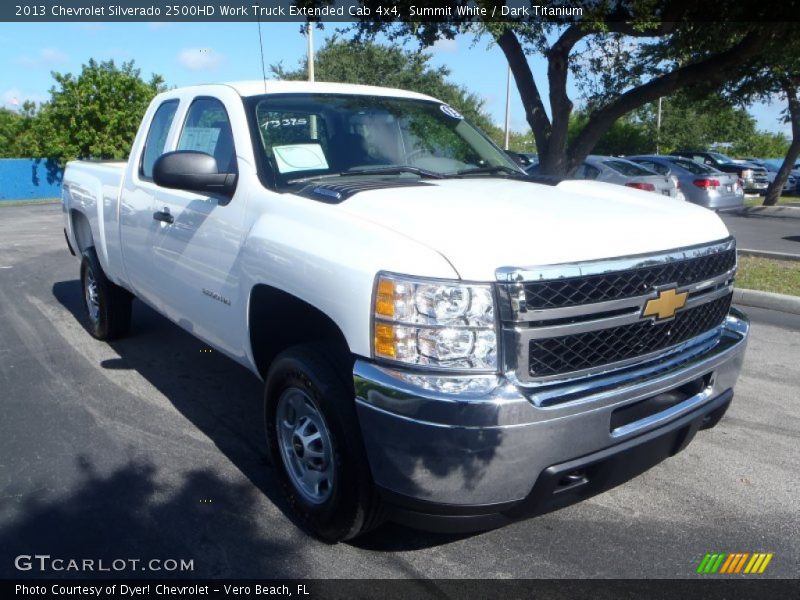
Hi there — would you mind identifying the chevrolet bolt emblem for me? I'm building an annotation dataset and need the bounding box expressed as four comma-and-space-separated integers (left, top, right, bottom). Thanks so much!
642, 287, 688, 320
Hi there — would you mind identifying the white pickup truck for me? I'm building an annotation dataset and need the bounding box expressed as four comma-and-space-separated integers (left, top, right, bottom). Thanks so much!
62, 81, 749, 542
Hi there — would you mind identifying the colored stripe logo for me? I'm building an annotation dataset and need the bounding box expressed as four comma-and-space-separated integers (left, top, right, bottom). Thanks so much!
696, 552, 773, 574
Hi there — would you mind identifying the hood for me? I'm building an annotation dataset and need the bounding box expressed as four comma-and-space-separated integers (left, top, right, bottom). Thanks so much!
336, 178, 731, 281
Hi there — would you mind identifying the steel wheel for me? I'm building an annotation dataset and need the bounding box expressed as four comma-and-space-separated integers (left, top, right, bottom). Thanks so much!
84, 268, 100, 325
276, 387, 335, 504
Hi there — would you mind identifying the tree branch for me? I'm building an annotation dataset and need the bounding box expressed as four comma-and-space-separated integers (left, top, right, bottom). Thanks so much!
495, 27, 551, 150
567, 29, 768, 171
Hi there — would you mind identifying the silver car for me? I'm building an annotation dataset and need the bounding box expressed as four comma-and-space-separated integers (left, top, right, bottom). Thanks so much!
573, 155, 680, 198
629, 155, 744, 211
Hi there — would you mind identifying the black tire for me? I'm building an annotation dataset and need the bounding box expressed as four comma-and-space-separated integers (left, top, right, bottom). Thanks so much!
80, 247, 132, 340
265, 343, 383, 542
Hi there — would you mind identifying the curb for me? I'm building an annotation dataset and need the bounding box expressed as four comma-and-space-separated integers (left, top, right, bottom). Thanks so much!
733, 288, 800, 315
738, 249, 800, 262
734, 205, 800, 219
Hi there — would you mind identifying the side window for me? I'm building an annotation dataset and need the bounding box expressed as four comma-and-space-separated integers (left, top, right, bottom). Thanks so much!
584, 164, 600, 180
177, 97, 237, 173
573, 164, 599, 180
644, 161, 668, 175
140, 100, 179, 179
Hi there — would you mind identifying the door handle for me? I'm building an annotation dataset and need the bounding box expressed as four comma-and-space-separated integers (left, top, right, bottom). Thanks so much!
153, 209, 174, 224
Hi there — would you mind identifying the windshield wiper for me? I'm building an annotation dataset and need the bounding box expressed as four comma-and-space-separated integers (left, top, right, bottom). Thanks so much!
287, 165, 444, 184
454, 165, 526, 177
340, 166, 445, 179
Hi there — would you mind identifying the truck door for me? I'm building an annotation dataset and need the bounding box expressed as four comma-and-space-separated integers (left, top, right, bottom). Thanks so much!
148, 96, 247, 357
119, 98, 180, 305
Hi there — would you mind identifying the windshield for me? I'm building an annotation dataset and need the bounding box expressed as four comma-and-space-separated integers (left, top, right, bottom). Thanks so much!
246, 93, 521, 188
603, 159, 655, 176
708, 152, 736, 164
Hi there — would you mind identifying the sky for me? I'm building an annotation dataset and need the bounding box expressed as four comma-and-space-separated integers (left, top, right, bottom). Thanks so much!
0, 21, 789, 137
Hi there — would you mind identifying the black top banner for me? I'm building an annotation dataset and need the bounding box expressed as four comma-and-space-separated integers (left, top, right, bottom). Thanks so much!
3, 0, 799, 22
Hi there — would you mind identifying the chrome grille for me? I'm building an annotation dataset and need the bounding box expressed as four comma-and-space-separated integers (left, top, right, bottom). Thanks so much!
497, 238, 737, 383
522, 246, 736, 309
528, 293, 732, 377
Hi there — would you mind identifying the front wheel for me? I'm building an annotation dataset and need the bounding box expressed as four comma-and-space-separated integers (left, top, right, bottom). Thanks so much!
265, 343, 382, 542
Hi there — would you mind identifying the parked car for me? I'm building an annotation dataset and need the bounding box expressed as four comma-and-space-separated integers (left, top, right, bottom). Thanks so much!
670, 151, 768, 194
629, 155, 744, 211
61, 81, 749, 541
741, 158, 799, 194
571, 155, 680, 198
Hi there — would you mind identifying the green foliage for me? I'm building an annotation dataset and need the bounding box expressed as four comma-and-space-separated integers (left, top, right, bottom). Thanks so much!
0, 102, 41, 158
0, 109, 23, 158
568, 112, 652, 156
562, 91, 790, 159
25, 59, 165, 163
271, 38, 501, 139
0, 61, 163, 161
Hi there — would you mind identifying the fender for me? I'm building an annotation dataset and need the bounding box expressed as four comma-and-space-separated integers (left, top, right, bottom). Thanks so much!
238, 192, 458, 369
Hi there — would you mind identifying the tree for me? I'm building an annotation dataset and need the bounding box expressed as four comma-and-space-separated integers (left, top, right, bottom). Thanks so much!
345, 0, 791, 175
271, 38, 501, 140
726, 36, 800, 205
0, 102, 48, 158
0, 108, 23, 157
633, 92, 790, 157
35, 59, 165, 163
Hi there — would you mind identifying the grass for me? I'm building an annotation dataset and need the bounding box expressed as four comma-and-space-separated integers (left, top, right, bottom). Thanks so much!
737, 255, 800, 297
743, 195, 799, 207
0, 198, 60, 207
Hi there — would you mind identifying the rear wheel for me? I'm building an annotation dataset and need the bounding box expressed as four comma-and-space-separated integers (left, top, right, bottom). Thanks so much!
265, 343, 382, 542
80, 247, 132, 340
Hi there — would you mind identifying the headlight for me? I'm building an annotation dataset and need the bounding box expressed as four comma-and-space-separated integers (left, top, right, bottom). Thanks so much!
372, 273, 497, 371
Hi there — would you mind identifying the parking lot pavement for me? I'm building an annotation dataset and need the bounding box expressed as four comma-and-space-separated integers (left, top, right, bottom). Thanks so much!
1, 203, 798, 579
720, 211, 800, 256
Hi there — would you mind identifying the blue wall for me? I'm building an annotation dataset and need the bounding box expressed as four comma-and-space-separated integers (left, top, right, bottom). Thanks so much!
0, 159, 63, 200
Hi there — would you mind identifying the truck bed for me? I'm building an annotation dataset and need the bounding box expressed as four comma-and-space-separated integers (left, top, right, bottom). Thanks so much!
62, 160, 128, 287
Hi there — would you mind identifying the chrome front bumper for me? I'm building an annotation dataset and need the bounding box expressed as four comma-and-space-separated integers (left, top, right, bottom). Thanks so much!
354, 309, 749, 511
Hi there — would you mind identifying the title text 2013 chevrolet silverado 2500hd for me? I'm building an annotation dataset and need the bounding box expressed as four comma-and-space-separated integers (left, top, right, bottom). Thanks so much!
62, 81, 749, 542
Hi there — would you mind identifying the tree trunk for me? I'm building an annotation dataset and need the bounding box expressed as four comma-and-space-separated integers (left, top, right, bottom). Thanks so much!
764, 79, 800, 206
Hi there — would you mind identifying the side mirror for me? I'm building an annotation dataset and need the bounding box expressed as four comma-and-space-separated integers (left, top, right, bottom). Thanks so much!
153, 150, 237, 199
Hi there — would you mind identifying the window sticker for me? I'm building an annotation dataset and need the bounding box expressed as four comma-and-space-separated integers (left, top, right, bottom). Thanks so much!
178, 127, 221, 155
272, 143, 329, 173
439, 104, 463, 119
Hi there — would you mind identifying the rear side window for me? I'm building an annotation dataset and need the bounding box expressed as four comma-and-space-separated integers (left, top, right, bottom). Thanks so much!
668, 158, 714, 175
638, 160, 669, 175
604, 159, 653, 176
140, 100, 179, 179
177, 97, 237, 173
574, 163, 600, 180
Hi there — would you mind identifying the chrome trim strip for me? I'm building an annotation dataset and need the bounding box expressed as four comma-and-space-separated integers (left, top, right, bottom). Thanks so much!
524, 332, 722, 405
610, 386, 714, 438
495, 237, 735, 283
514, 284, 732, 341
505, 324, 725, 388
352, 310, 749, 427
505, 267, 736, 323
